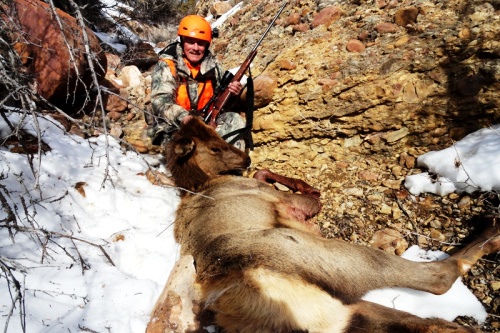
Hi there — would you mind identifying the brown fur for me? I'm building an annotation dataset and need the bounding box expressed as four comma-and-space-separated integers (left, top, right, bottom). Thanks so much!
164, 117, 499, 333
165, 117, 251, 194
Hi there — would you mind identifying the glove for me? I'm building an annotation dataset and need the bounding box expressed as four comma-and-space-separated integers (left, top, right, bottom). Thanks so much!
147, 124, 170, 146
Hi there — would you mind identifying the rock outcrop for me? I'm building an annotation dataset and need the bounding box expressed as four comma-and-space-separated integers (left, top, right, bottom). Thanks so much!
202, 0, 498, 170
4, 0, 107, 111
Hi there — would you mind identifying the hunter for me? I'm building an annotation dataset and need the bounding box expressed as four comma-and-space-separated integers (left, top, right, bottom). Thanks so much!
149, 15, 246, 150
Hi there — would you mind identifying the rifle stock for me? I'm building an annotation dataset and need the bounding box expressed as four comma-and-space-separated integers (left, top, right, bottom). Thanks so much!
205, 2, 287, 128
206, 52, 257, 127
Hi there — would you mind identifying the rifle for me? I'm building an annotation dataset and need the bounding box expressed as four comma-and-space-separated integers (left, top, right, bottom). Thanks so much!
203, 2, 288, 127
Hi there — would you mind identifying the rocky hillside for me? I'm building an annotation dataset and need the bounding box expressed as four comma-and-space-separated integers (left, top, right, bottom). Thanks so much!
205, 0, 498, 158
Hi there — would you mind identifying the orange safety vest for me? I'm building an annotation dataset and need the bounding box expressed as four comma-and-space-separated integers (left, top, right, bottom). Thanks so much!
162, 58, 215, 112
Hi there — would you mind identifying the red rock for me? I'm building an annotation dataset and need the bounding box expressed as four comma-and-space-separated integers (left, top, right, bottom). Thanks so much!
374, 22, 399, 34
394, 7, 419, 27
285, 13, 301, 26
358, 31, 370, 41
210, 1, 232, 16
128, 139, 148, 153
107, 111, 122, 121
312, 6, 343, 28
292, 23, 310, 33
5, 0, 106, 110
346, 39, 365, 53
229, 17, 240, 26
376, 0, 388, 9
358, 170, 379, 181
278, 59, 297, 70
104, 90, 128, 113
246, 75, 277, 108
318, 78, 337, 91
100, 78, 127, 113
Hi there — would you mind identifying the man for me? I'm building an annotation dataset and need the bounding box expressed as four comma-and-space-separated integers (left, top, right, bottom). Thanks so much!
149, 15, 246, 150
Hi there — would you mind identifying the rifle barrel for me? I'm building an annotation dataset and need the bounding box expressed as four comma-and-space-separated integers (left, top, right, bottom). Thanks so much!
206, 1, 288, 127
252, 2, 288, 52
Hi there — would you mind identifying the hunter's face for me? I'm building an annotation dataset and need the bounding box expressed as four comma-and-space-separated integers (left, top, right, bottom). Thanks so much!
182, 37, 208, 65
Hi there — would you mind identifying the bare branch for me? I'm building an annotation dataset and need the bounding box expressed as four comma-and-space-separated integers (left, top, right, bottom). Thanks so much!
65, 0, 113, 188
0, 256, 26, 333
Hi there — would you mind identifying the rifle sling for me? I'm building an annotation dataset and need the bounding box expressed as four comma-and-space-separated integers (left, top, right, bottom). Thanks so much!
221, 76, 255, 150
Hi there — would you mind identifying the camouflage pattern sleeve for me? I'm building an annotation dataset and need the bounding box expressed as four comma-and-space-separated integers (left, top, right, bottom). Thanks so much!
150, 56, 190, 126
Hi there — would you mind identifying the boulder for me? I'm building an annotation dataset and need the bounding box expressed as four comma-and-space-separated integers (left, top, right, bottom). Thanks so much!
5, 0, 107, 111
311, 6, 343, 28
394, 7, 419, 27
346, 39, 365, 53
210, 1, 233, 17
119, 65, 143, 89
121, 42, 158, 71
248, 75, 277, 108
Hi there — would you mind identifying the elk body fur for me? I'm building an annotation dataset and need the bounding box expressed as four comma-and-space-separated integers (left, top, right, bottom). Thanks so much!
151, 117, 500, 333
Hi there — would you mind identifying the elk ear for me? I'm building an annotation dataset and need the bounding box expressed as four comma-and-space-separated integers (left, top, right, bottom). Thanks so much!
174, 138, 195, 157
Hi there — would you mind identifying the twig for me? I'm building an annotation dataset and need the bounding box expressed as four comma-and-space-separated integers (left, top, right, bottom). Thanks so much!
70, 237, 90, 275
394, 226, 465, 247
393, 190, 419, 244
66, 0, 112, 189
46, 0, 88, 107
78, 325, 99, 333
3, 225, 115, 267
0, 256, 26, 333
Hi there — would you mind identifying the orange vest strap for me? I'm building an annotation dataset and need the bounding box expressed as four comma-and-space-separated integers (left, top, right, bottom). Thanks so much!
162, 58, 215, 112
161, 58, 177, 77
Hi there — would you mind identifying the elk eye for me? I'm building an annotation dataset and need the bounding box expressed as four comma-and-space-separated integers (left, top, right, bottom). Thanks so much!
211, 147, 221, 153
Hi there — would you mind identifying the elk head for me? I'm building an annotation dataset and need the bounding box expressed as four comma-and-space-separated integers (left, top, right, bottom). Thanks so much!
165, 117, 251, 192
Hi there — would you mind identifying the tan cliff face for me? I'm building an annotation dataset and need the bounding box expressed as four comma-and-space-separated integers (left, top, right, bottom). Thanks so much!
200, 0, 499, 167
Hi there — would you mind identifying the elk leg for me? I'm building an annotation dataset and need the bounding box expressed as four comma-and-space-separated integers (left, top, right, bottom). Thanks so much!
345, 300, 480, 333
334, 216, 498, 296
308, 216, 500, 298
253, 169, 321, 199
202, 261, 480, 333
208, 217, 499, 302
448, 216, 500, 275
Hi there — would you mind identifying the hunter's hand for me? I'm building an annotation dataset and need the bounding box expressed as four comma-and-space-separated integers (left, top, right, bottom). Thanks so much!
181, 114, 194, 124
228, 81, 243, 95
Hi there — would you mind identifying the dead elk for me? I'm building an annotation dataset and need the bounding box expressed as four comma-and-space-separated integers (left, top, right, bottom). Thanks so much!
147, 117, 499, 333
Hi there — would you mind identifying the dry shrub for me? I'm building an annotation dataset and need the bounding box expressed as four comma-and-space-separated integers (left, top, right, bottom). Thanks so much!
121, 0, 197, 24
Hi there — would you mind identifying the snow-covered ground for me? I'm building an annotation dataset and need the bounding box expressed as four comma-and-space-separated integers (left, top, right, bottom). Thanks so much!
0, 114, 180, 332
405, 124, 500, 196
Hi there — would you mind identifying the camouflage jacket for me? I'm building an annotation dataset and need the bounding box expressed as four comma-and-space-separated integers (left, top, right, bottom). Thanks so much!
150, 41, 224, 127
